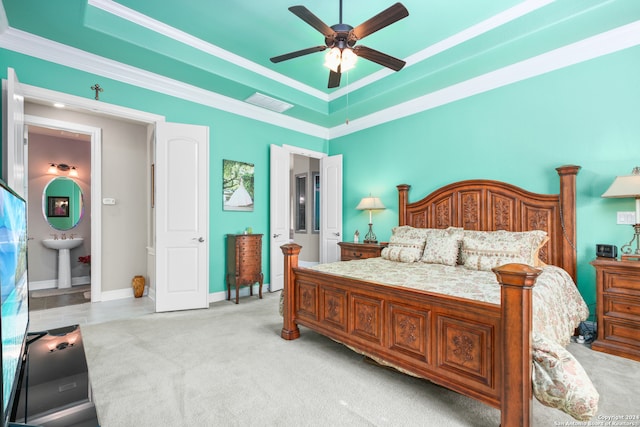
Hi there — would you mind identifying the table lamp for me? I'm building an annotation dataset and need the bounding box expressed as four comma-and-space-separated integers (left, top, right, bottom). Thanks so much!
356, 195, 385, 243
602, 167, 640, 260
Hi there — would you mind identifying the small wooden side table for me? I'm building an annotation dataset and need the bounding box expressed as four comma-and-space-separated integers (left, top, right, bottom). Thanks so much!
590, 257, 640, 362
338, 241, 388, 261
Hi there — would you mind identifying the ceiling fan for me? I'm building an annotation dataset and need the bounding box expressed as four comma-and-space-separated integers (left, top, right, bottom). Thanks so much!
270, 1, 409, 89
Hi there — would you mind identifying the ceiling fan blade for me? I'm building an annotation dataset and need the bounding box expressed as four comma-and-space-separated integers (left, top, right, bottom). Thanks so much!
289, 5, 335, 38
270, 46, 327, 63
328, 69, 341, 88
353, 45, 406, 71
352, 2, 409, 40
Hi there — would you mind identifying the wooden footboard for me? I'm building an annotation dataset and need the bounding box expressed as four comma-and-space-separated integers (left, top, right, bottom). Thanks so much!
280, 244, 541, 427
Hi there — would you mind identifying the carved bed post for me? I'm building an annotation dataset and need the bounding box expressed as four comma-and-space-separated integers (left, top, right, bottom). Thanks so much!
397, 184, 410, 226
555, 165, 580, 282
493, 263, 542, 427
280, 243, 301, 340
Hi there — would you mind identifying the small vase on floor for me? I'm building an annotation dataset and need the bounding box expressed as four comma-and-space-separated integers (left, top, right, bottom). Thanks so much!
132, 275, 145, 298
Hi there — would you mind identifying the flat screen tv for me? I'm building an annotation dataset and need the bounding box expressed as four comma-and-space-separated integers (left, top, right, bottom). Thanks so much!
0, 179, 29, 427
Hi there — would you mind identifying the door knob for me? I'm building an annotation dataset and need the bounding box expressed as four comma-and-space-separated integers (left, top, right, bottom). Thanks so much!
273, 233, 281, 238
193, 237, 205, 242
334, 232, 340, 237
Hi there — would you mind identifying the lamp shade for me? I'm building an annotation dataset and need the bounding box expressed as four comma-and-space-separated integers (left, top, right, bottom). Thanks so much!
602, 167, 640, 198
356, 197, 385, 210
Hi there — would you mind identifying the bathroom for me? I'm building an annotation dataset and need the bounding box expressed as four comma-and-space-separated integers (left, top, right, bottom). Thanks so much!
25, 101, 150, 308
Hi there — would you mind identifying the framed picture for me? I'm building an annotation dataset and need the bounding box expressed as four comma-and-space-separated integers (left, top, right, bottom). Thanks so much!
223, 159, 255, 211
47, 196, 70, 217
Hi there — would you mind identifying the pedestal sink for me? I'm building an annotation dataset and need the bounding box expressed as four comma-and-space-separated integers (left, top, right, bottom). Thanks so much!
42, 238, 84, 289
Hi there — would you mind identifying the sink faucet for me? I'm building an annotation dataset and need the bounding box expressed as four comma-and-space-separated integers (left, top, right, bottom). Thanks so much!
51, 233, 58, 240
61, 233, 67, 240
69, 233, 75, 239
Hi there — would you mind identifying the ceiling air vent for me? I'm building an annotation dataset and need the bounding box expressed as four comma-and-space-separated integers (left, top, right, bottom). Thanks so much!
244, 93, 293, 113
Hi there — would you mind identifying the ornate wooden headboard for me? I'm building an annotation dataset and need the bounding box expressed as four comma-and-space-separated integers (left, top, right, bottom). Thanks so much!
397, 165, 580, 280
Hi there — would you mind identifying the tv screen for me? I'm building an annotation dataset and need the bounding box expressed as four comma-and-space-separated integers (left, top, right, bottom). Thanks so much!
0, 179, 29, 427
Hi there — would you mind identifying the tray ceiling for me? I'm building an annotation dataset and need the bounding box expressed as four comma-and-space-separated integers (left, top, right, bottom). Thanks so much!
2, 0, 638, 131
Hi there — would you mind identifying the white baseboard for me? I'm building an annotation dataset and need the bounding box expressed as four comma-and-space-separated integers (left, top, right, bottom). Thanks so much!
29, 276, 91, 291
29, 280, 272, 306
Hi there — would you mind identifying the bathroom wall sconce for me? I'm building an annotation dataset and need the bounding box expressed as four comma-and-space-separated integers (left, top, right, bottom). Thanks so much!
48, 163, 79, 177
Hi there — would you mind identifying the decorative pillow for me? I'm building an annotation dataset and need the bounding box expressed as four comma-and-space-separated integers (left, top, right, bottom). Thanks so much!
389, 225, 432, 240
381, 234, 426, 263
461, 229, 548, 271
420, 227, 464, 266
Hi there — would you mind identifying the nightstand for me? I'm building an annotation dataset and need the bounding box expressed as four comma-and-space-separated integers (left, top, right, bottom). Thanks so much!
590, 258, 640, 362
338, 242, 388, 261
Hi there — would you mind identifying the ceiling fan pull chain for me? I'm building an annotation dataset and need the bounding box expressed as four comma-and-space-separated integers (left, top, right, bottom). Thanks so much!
346, 72, 350, 125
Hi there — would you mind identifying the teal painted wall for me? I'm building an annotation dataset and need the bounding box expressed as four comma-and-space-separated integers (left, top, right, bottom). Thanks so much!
330, 45, 640, 318
0, 49, 327, 295
3, 43, 639, 314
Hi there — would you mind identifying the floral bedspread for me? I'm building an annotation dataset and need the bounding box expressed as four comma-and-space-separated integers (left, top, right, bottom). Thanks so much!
309, 258, 599, 420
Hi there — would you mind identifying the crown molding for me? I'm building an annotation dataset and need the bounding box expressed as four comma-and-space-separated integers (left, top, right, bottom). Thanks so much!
329, 20, 640, 139
88, 0, 329, 102
0, 28, 328, 139
328, 0, 554, 101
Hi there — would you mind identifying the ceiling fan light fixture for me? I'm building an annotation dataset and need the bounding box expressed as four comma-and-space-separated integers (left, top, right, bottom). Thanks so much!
324, 47, 342, 73
324, 47, 357, 73
340, 48, 357, 72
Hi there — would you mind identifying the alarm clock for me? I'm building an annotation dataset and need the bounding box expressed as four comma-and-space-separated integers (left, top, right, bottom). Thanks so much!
596, 244, 617, 258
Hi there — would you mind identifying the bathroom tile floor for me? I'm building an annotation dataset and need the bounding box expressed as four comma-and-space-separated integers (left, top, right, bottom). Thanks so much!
28, 296, 155, 333
29, 285, 91, 311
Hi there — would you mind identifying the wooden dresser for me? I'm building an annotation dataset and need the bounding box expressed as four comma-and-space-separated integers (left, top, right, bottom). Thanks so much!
338, 241, 388, 261
226, 234, 263, 304
590, 258, 640, 361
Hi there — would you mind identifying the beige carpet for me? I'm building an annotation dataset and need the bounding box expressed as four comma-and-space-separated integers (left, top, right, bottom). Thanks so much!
81, 293, 639, 427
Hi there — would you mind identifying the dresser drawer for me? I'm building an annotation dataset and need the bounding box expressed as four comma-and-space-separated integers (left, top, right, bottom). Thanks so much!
603, 295, 640, 321
602, 270, 640, 297
338, 242, 387, 261
600, 317, 640, 347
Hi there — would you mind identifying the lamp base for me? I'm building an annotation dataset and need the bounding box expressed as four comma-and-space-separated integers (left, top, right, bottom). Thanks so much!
363, 223, 377, 244
621, 223, 640, 261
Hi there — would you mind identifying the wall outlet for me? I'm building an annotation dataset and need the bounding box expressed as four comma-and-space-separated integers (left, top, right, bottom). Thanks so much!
617, 211, 636, 225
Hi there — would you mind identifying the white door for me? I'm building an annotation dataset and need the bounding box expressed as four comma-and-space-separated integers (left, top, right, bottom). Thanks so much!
2, 67, 25, 197
269, 144, 290, 292
155, 122, 209, 312
320, 155, 343, 263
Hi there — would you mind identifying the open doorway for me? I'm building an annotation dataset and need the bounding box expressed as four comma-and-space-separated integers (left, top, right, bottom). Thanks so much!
291, 154, 320, 267
23, 101, 149, 307
26, 123, 92, 310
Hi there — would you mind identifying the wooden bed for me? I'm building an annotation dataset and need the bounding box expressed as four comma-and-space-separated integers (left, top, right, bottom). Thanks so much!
280, 165, 581, 427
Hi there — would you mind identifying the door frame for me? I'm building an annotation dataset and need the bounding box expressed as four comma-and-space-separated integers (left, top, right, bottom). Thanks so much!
17, 81, 164, 302
269, 144, 328, 292
24, 115, 103, 301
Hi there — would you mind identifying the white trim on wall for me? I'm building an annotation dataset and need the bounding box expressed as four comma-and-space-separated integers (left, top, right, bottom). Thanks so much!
0, 28, 328, 139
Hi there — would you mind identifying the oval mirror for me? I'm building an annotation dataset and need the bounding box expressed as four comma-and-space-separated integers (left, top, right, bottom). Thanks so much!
42, 177, 84, 231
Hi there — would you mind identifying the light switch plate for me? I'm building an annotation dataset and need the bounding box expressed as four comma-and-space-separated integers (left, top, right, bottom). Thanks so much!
617, 211, 636, 225
102, 198, 116, 205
